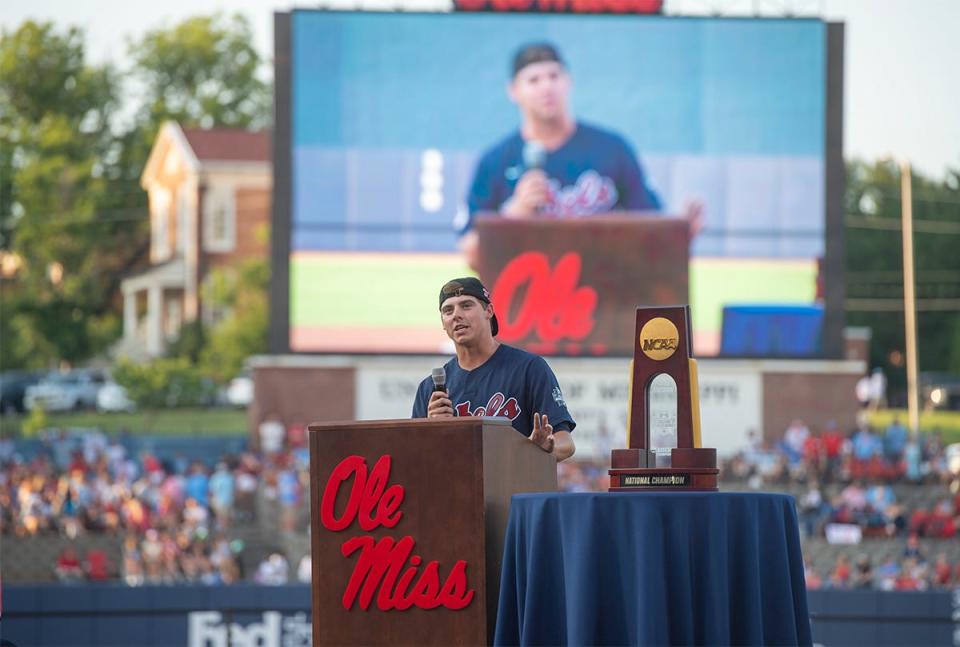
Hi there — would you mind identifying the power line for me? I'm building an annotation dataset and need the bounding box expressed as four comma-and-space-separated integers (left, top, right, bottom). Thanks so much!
845, 215, 960, 235
845, 298, 960, 312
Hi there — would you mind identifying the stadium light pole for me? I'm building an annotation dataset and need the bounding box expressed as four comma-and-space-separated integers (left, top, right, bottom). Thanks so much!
897, 159, 920, 440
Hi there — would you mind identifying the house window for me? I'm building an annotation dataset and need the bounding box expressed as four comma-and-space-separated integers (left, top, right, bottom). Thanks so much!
151, 189, 171, 261
203, 185, 236, 253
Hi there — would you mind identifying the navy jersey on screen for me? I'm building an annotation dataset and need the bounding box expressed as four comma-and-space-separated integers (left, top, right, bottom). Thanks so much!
412, 344, 576, 436
463, 121, 661, 233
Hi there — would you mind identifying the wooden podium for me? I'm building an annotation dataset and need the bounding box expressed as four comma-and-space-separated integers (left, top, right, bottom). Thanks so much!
309, 417, 557, 645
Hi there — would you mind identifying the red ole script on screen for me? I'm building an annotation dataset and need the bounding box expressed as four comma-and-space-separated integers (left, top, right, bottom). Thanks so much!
492, 251, 597, 342
320, 455, 475, 611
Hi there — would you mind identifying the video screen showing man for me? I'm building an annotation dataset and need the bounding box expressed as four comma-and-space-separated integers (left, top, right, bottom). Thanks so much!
286, 13, 827, 357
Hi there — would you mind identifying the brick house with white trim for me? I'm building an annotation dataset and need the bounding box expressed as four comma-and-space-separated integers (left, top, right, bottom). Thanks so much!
117, 122, 271, 359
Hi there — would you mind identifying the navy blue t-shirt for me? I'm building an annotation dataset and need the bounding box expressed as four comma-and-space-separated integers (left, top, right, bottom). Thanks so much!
411, 344, 576, 437
463, 121, 661, 233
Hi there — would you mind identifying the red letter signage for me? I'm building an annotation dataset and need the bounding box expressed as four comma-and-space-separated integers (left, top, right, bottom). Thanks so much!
320, 455, 476, 612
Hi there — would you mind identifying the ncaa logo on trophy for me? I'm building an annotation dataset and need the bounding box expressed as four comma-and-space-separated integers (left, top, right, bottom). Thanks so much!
609, 306, 719, 491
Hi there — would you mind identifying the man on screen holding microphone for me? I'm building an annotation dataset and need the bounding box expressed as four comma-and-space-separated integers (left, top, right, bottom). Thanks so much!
458, 41, 701, 267
412, 277, 576, 462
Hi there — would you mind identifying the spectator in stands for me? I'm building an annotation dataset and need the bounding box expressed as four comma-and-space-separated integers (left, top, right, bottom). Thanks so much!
121, 533, 144, 586
868, 367, 887, 410
884, 417, 909, 463
258, 413, 286, 456
255, 553, 289, 585
895, 557, 923, 591
54, 545, 84, 582
742, 429, 763, 466
820, 421, 845, 480
855, 373, 871, 410
182, 497, 209, 536
902, 533, 925, 562
851, 425, 882, 464
141, 528, 164, 583
85, 548, 112, 582
925, 431, 947, 479
234, 456, 259, 523
798, 478, 826, 537
277, 458, 302, 533
781, 419, 809, 467
829, 553, 851, 589
864, 481, 897, 535
932, 552, 954, 589
803, 558, 822, 590
218, 554, 241, 585
297, 554, 312, 584
208, 462, 235, 529
852, 553, 873, 589
923, 498, 956, 538
802, 430, 823, 480
904, 437, 923, 482
287, 419, 308, 449
875, 554, 899, 591
184, 462, 210, 508
834, 480, 867, 525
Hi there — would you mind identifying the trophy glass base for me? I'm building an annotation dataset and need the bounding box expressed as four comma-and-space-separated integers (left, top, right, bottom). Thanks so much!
608, 448, 719, 492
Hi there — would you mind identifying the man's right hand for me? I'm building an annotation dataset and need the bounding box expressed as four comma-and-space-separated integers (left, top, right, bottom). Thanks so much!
427, 390, 454, 418
503, 169, 549, 217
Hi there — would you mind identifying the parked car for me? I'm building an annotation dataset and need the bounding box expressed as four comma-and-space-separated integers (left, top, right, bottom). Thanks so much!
0, 371, 43, 414
24, 370, 107, 412
225, 374, 254, 407
96, 381, 136, 413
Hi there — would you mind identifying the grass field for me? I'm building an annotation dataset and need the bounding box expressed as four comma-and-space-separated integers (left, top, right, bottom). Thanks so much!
866, 409, 960, 444
290, 252, 817, 337
0, 408, 248, 438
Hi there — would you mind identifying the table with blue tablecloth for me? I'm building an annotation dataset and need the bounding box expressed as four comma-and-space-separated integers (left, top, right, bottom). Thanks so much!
494, 492, 811, 646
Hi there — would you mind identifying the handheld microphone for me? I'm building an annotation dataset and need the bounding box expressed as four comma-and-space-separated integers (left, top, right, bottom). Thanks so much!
522, 140, 547, 171
431, 367, 447, 393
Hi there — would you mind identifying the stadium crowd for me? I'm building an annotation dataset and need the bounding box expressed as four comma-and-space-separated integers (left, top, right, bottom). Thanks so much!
0, 426, 308, 585
2, 415, 958, 590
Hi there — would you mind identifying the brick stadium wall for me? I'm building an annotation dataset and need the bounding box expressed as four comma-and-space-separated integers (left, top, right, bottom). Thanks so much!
248, 366, 356, 451
763, 370, 862, 442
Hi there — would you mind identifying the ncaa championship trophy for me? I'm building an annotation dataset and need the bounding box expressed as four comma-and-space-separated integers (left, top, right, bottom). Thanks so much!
609, 306, 719, 491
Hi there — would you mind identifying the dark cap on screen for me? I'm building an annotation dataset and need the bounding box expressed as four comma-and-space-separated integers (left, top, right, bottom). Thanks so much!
511, 42, 565, 78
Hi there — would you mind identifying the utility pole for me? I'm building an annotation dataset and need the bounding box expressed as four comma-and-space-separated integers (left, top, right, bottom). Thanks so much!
899, 160, 920, 439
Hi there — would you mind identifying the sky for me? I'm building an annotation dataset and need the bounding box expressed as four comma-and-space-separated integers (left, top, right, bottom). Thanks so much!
2, 0, 958, 179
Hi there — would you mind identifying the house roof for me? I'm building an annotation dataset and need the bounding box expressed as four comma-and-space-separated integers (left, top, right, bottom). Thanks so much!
141, 122, 271, 188
180, 127, 271, 163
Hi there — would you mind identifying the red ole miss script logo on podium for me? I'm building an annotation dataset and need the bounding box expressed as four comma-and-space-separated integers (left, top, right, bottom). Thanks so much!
320, 455, 475, 611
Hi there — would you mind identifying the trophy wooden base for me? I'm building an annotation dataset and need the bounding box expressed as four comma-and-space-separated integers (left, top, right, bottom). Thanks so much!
608, 448, 719, 491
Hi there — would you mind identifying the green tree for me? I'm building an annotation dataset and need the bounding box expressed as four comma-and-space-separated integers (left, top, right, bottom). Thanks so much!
1, 14, 272, 370
199, 257, 270, 383
845, 160, 960, 396
126, 13, 271, 163
0, 21, 142, 369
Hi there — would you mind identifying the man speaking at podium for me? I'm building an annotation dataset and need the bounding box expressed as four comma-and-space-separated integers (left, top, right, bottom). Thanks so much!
458, 42, 701, 268
412, 277, 576, 462
465, 42, 662, 224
